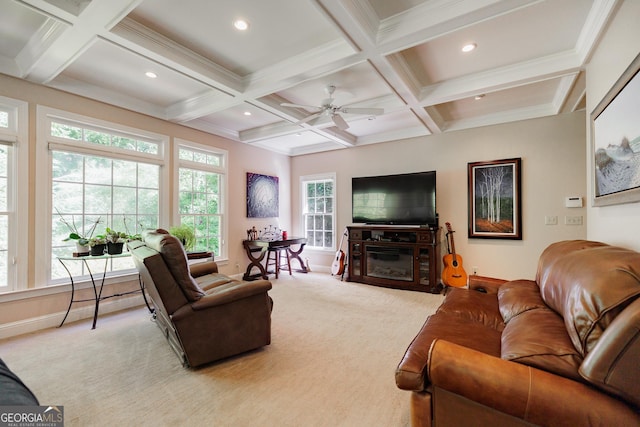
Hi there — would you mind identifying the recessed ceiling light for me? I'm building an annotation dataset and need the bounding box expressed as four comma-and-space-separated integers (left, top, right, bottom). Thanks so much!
475, 94, 485, 100
462, 43, 477, 53
233, 19, 249, 31
145, 71, 157, 79
243, 111, 252, 116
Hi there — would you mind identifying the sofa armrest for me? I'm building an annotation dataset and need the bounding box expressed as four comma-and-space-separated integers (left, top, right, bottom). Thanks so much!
468, 275, 506, 294
172, 279, 272, 320
428, 339, 640, 426
189, 261, 219, 277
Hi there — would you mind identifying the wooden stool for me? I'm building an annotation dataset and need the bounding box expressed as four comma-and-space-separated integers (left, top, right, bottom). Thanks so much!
265, 246, 291, 279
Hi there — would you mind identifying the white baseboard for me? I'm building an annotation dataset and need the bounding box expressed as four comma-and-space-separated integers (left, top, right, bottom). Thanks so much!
0, 294, 147, 339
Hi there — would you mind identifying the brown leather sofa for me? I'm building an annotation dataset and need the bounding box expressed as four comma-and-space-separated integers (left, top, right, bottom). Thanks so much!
128, 230, 273, 368
396, 240, 640, 426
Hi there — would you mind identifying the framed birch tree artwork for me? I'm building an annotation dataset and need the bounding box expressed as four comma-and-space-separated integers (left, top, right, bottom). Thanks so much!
468, 158, 522, 239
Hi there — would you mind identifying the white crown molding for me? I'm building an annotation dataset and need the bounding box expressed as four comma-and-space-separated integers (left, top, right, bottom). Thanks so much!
574, 0, 620, 64
445, 103, 556, 132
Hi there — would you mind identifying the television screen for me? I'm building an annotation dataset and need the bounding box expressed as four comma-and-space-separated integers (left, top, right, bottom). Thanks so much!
352, 171, 437, 226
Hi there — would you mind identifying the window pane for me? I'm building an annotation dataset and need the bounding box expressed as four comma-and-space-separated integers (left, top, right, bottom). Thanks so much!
0, 177, 6, 211
0, 111, 8, 128
112, 136, 136, 150
51, 122, 81, 140
138, 163, 159, 189
137, 140, 158, 154
53, 152, 84, 182
113, 160, 137, 187
85, 129, 110, 145
85, 156, 111, 185
84, 184, 111, 214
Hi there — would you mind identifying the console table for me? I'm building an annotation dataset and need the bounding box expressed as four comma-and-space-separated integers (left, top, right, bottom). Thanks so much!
58, 253, 153, 330
242, 237, 308, 280
347, 226, 441, 293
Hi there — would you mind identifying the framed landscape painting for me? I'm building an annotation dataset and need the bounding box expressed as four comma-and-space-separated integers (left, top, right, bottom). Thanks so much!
591, 51, 640, 207
468, 158, 522, 240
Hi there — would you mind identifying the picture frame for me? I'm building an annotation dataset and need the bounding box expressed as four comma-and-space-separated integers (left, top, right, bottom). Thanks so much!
468, 158, 522, 240
246, 172, 279, 218
591, 51, 640, 207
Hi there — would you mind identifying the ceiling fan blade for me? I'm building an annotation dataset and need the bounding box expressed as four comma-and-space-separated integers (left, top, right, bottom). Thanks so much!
331, 113, 349, 130
281, 102, 321, 110
294, 112, 323, 126
340, 107, 384, 115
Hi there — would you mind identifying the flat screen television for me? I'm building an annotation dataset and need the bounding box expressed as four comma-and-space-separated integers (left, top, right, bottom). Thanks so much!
352, 171, 437, 227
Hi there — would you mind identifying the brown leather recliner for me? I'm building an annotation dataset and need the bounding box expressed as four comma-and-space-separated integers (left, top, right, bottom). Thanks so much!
128, 229, 273, 368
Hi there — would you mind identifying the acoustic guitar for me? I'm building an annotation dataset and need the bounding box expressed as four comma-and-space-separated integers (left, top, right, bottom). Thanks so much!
331, 228, 348, 276
442, 222, 468, 288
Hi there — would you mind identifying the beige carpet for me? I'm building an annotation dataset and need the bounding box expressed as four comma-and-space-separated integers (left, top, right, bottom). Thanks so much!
0, 273, 443, 427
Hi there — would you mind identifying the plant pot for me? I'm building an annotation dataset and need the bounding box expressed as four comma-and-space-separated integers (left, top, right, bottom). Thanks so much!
107, 242, 124, 255
75, 242, 90, 256
91, 244, 106, 256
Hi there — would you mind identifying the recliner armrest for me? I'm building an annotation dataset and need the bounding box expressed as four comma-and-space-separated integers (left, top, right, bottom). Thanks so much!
189, 261, 219, 277
428, 339, 640, 426
172, 279, 272, 320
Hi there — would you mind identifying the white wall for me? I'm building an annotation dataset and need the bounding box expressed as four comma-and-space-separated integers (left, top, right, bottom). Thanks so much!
585, 0, 640, 250
292, 111, 587, 281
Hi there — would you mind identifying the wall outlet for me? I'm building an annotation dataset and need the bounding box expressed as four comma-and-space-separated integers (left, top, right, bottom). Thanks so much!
544, 215, 558, 225
565, 215, 583, 225
472, 266, 478, 275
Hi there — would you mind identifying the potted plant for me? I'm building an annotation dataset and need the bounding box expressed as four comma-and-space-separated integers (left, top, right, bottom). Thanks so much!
169, 224, 196, 251
105, 227, 127, 255
56, 209, 101, 255
88, 236, 107, 256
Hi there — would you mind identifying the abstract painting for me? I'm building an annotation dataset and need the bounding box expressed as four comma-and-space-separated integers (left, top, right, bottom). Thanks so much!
247, 172, 279, 218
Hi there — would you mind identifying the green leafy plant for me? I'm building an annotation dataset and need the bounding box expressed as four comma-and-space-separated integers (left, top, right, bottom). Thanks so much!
169, 224, 196, 251
88, 236, 106, 247
56, 208, 101, 246
105, 228, 127, 243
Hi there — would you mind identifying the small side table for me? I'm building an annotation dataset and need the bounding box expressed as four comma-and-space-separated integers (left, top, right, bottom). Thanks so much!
57, 253, 153, 330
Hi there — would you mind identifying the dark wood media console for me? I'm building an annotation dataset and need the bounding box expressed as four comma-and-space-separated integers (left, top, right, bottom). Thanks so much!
346, 225, 441, 292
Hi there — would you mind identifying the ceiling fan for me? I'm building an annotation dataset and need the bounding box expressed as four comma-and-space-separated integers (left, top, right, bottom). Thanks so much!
281, 85, 384, 130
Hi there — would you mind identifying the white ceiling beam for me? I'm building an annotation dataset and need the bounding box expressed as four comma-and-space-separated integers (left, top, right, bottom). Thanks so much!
19, 0, 144, 83
420, 50, 582, 106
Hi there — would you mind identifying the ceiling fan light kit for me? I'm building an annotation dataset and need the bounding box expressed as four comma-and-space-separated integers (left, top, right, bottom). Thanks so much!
281, 84, 383, 130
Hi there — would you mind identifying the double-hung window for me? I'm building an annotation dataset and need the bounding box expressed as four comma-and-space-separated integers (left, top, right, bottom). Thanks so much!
175, 139, 227, 259
0, 97, 28, 291
36, 107, 168, 285
301, 173, 336, 250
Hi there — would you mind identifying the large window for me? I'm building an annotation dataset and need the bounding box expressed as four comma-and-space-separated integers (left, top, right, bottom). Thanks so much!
0, 97, 27, 292
176, 140, 227, 259
37, 107, 168, 285
301, 174, 336, 250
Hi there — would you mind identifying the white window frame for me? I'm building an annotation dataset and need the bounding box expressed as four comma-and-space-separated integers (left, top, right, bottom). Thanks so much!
0, 96, 28, 291
300, 172, 336, 252
173, 138, 228, 262
35, 106, 170, 287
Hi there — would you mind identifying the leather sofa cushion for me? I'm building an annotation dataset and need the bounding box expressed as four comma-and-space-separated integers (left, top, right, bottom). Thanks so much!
437, 287, 504, 331
537, 240, 640, 356
497, 280, 546, 323
501, 308, 583, 381
144, 229, 205, 302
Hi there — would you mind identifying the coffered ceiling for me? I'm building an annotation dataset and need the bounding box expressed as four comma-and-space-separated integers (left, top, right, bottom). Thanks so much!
0, 0, 619, 156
